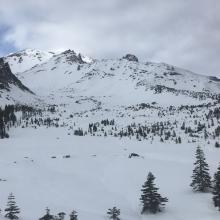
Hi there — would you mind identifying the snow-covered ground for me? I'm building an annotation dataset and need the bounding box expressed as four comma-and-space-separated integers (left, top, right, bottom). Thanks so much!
0, 126, 219, 220
1, 49, 220, 219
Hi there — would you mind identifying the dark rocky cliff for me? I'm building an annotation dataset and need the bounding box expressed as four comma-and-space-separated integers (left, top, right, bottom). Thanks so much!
0, 58, 34, 94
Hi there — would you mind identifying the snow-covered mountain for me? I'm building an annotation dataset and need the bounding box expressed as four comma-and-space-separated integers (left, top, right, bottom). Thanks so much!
2, 48, 220, 125
1, 49, 220, 220
4, 48, 93, 75
0, 49, 96, 106
4, 49, 55, 74
5, 48, 218, 99
10, 49, 220, 111
3, 49, 220, 144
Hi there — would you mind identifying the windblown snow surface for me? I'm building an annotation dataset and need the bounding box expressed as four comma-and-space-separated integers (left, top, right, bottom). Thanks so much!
0, 127, 219, 220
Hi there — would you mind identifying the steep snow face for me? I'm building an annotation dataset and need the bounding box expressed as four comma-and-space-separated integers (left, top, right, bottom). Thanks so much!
16, 50, 89, 95
16, 53, 220, 108
4, 49, 93, 75
4, 49, 55, 74
0, 49, 95, 105
65, 58, 219, 98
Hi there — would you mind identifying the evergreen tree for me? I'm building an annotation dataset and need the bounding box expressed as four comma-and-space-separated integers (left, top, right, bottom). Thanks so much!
107, 207, 120, 220
140, 172, 168, 214
190, 146, 212, 192
69, 210, 77, 220
39, 207, 54, 220
4, 193, 20, 220
213, 164, 220, 211
215, 142, 220, 148
57, 212, 66, 220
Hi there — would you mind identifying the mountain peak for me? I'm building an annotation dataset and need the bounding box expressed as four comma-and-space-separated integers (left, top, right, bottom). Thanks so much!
58, 50, 87, 64
4, 49, 55, 74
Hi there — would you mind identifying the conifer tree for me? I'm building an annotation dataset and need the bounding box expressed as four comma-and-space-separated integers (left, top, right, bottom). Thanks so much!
107, 207, 120, 220
213, 164, 220, 211
57, 212, 66, 220
140, 172, 168, 214
4, 193, 20, 220
215, 142, 220, 148
39, 207, 54, 220
69, 210, 78, 220
190, 146, 212, 192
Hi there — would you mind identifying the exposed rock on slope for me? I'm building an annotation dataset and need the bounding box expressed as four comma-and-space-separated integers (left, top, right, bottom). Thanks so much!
0, 58, 38, 106
122, 54, 139, 62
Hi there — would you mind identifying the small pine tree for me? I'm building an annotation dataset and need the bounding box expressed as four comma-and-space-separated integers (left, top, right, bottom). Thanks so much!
190, 146, 212, 192
107, 207, 120, 220
4, 193, 20, 220
69, 210, 77, 220
39, 207, 54, 220
57, 212, 66, 220
140, 172, 168, 214
213, 164, 220, 211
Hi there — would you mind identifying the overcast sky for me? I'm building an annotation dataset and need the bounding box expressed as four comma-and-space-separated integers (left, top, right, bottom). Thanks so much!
0, 0, 220, 76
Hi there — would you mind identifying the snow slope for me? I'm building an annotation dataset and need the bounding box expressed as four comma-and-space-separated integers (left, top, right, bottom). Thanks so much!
0, 84, 42, 107
4, 49, 55, 74
15, 52, 220, 107
0, 127, 219, 220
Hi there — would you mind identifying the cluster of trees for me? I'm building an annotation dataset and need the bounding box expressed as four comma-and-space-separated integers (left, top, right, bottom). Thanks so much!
101, 119, 115, 126
74, 119, 182, 144
152, 84, 220, 101
2, 100, 220, 147
39, 208, 78, 220
0, 105, 17, 138
190, 146, 220, 210
0, 104, 42, 139
24, 117, 60, 128
0, 103, 65, 139
39, 207, 121, 220
72, 107, 220, 145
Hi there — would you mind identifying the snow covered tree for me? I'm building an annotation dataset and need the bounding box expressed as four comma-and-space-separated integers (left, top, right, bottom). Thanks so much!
4, 193, 20, 220
140, 172, 168, 214
39, 207, 54, 220
69, 210, 78, 220
107, 207, 120, 220
215, 141, 220, 148
57, 212, 66, 220
190, 146, 212, 192
213, 164, 220, 210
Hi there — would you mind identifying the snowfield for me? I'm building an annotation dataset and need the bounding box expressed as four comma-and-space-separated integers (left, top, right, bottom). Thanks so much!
0, 126, 220, 220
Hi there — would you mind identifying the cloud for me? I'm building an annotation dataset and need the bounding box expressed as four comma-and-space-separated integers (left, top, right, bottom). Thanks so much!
0, 0, 220, 76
